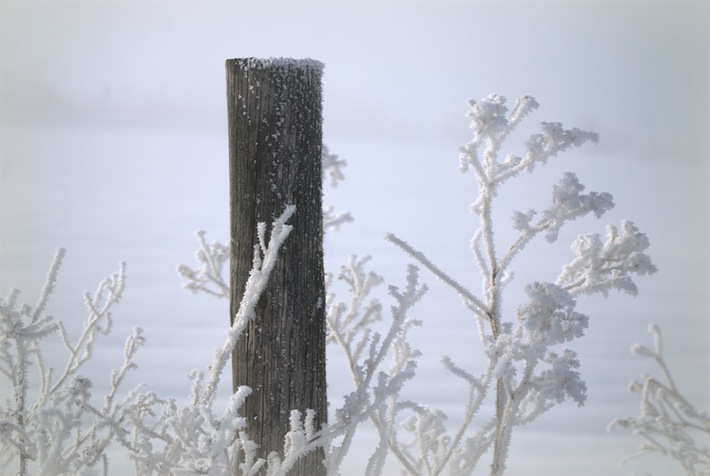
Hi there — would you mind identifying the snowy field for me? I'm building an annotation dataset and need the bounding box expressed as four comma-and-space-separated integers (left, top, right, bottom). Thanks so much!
1, 2, 708, 475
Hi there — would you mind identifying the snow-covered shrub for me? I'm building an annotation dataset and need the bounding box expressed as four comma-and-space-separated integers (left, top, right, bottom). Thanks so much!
0, 248, 138, 476
382, 94, 656, 475
0, 207, 309, 476
127, 205, 311, 476
609, 324, 710, 475
176, 147, 427, 475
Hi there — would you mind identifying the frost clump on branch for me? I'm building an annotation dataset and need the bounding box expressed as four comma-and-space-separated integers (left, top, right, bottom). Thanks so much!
386, 94, 656, 475
556, 220, 657, 297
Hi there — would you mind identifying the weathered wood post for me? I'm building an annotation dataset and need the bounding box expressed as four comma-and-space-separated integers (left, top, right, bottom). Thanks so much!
226, 58, 327, 475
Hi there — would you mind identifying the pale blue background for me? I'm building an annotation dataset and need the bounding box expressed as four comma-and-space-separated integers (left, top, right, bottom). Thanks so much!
1, 1, 708, 475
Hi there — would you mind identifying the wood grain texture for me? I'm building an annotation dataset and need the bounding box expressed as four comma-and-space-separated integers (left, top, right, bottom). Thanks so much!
226, 58, 326, 475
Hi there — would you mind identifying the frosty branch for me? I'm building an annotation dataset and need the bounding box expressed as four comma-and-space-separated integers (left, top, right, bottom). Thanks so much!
386, 94, 657, 475
0, 248, 140, 476
609, 324, 710, 475
324, 258, 426, 475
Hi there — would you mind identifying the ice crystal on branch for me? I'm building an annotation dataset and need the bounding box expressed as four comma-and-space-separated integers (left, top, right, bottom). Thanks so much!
200, 205, 295, 406
517, 282, 588, 346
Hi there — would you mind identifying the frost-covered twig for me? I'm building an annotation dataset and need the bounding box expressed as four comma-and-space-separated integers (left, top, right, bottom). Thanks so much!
385, 233, 489, 320
322, 145, 353, 232
176, 231, 230, 298
324, 260, 427, 476
325, 255, 384, 346
200, 205, 295, 405
50, 260, 127, 395
609, 324, 710, 475
322, 144, 347, 188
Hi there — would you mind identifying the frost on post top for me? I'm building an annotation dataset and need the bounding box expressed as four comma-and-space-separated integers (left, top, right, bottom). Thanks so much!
230, 57, 324, 73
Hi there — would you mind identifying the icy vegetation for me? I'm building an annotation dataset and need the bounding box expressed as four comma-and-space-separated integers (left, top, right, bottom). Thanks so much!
0, 248, 135, 475
1, 206, 306, 476
382, 94, 656, 475
609, 325, 710, 475
2, 94, 704, 475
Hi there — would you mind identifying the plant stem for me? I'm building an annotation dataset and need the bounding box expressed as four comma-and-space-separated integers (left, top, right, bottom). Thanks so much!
478, 161, 508, 476
16, 332, 28, 476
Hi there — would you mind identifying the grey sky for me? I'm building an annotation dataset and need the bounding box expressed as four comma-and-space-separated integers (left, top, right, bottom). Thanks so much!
2, 1, 708, 149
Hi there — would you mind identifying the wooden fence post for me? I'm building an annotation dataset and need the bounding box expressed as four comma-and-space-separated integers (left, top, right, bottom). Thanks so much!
226, 58, 327, 475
